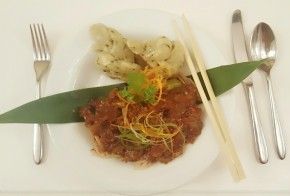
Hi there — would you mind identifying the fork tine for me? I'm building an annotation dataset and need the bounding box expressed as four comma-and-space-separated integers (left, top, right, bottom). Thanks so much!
30, 24, 38, 60
41, 24, 50, 60
32, 24, 43, 60
37, 24, 46, 60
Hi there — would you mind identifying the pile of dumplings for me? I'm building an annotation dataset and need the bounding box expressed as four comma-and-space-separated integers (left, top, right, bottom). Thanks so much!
90, 23, 185, 80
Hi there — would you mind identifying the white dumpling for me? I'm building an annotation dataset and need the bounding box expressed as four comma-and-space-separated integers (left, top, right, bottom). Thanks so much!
90, 24, 110, 50
104, 62, 140, 79
95, 51, 115, 66
126, 39, 144, 55
166, 42, 184, 69
90, 23, 138, 80
143, 36, 172, 62
91, 24, 185, 80
127, 37, 184, 77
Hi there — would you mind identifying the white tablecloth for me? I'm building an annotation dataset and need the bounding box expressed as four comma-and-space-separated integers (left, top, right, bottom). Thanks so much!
0, 0, 289, 195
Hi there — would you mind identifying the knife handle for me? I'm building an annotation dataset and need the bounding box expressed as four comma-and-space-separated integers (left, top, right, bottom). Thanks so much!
245, 84, 269, 164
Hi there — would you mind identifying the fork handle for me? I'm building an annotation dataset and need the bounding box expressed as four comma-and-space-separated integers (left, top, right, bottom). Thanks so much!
266, 74, 286, 159
33, 81, 43, 164
33, 123, 43, 164
245, 84, 269, 164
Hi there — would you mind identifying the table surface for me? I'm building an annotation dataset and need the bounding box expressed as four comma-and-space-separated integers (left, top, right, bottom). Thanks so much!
0, 0, 289, 195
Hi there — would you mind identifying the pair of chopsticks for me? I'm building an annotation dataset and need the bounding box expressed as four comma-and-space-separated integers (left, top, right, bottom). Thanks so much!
173, 15, 245, 181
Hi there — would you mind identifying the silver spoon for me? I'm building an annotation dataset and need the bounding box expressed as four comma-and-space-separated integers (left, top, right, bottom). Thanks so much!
250, 22, 286, 159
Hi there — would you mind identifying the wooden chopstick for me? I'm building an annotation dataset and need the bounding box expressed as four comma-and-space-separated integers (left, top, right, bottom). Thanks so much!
173, 19, 245, 181
181, 15, 245, 180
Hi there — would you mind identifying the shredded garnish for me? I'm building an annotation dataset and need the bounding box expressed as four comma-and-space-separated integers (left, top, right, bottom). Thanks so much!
122, 103, 130, 125
115, 106, 182, 151
115, 67, 183, 151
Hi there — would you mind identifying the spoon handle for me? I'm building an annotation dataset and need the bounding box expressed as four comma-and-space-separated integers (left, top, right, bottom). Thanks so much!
266, 74, 286, 159
246, 84, 269, 163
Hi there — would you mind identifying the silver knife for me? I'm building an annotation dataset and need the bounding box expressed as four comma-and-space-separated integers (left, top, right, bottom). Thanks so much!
231, 9, 269, 164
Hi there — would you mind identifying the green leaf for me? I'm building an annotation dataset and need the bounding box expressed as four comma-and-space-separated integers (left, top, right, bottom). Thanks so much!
0, 60, 263, 124
0, 84, 124, 123
204, 61, 261, 96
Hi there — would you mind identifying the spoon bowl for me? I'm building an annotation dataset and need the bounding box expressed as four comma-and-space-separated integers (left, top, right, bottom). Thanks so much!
250, 22, 276, 73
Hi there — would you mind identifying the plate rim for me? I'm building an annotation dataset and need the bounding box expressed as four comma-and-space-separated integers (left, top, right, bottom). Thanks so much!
44, 8, 234, 195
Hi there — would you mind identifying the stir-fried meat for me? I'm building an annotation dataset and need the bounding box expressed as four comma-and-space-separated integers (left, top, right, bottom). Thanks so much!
80, 81, 203, 164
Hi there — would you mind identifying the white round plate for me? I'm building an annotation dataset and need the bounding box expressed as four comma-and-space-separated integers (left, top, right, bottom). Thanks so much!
45, 9, 233, 195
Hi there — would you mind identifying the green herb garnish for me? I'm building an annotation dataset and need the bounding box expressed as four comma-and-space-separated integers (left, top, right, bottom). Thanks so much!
119, 71, 159, 104
143, 85, 157, 104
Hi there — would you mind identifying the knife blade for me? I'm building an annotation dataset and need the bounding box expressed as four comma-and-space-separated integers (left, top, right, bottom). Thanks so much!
232, 10, 252, 84
231, 9, 269, 164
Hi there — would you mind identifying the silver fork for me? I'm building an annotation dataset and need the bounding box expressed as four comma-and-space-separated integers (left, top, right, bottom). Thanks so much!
30, 24, 51, 164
